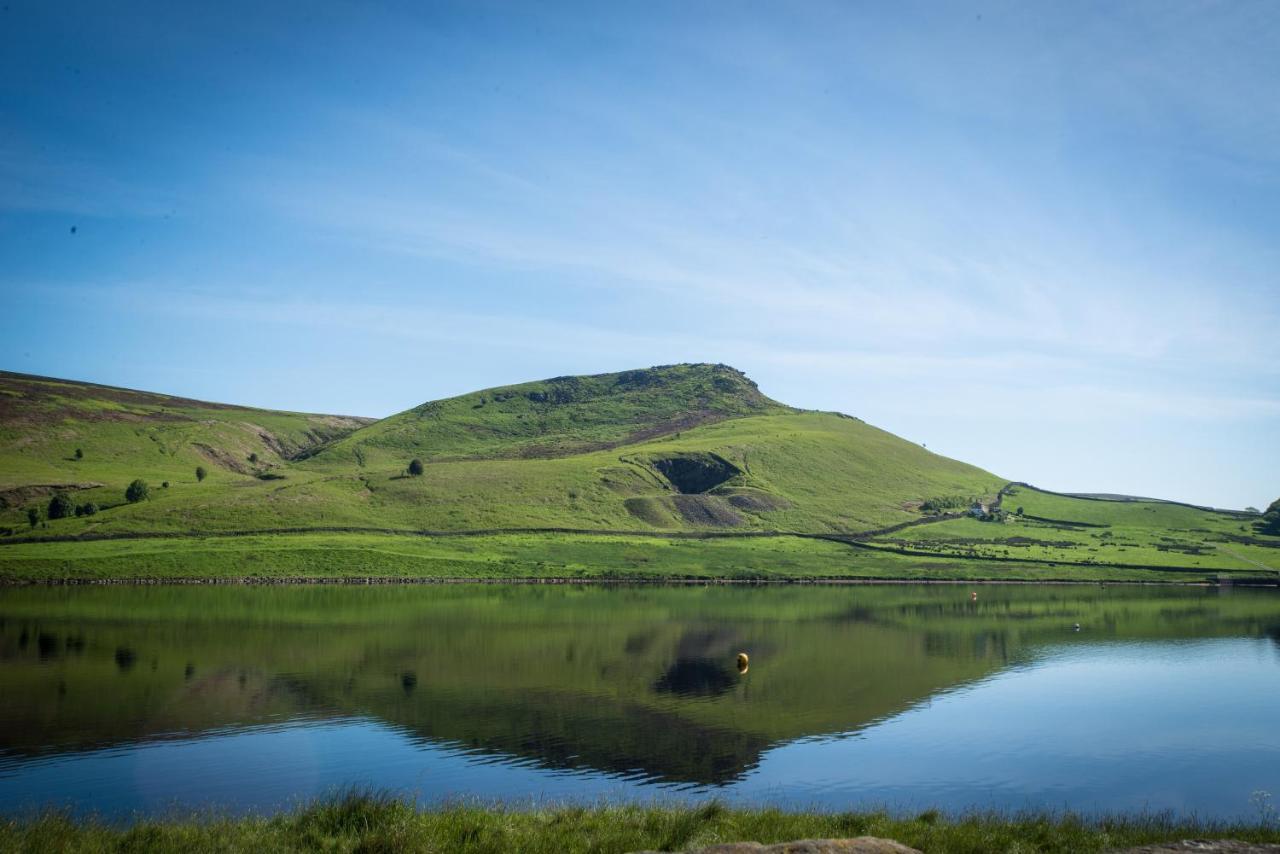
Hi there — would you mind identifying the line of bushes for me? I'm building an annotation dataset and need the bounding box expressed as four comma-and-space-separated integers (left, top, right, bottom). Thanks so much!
920, 495, 977, 514
1259, 498, 1280, 536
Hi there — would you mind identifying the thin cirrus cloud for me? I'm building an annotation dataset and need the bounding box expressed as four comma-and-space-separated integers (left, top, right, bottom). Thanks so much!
0, 0, 1276, 507
248, 143, 1271, 373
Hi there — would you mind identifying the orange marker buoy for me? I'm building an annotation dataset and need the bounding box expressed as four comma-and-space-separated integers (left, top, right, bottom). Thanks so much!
736, 652, 749, 673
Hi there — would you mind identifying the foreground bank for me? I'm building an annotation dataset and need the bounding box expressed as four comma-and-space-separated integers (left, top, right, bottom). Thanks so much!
5, 795, 1280, 853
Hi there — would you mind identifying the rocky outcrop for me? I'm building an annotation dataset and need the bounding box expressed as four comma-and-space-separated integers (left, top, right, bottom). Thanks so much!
653, 453, 742, 494
634, 840, 1280, 854
671, 495, 744, 527
1114, 842, 1280, 853
635, 838, 921, 854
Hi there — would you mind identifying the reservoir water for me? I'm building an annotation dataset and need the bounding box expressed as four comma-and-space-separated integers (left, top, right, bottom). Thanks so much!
1, 583, 1278, 819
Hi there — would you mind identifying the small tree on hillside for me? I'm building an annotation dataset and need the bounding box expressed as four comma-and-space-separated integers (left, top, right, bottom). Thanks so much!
1259, 498, 1280, 536
408, 458, 425, 477
74, 448, 83, 460
248, 452, 259, 464
195, 466, 207, 482
47, 492, 76, 520
27, 507, 40, 529
126, 479, 150, 503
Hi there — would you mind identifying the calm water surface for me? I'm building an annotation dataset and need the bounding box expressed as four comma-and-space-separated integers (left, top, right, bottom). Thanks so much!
1, 583, 1279, 818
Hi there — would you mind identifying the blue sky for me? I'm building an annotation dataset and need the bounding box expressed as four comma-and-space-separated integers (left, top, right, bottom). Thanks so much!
2, 0, 1277, 509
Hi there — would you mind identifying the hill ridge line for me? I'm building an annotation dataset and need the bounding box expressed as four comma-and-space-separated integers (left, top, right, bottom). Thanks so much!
1010, 481, 1254, 517
0, 369, 375, 422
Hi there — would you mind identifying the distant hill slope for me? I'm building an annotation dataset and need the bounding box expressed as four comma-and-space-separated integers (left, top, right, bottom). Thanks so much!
299, 408, 1005, 534
2, 364, 1277, 581
867, 483, 1279, 574
0, 371, 372, 506
318, 363, 791, 463
0, 363, 1004, 537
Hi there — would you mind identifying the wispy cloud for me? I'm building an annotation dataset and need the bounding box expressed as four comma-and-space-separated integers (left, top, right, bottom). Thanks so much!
38, 280, 1279, 429
4, 0, 1277, 506
244, 137, 1279, 379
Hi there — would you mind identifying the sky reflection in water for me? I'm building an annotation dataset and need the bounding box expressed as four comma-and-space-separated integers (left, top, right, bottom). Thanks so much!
1, 584, 1278, 818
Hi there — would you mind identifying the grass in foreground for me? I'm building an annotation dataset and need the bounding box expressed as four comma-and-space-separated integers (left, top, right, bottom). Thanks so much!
5, 793, 1280, 853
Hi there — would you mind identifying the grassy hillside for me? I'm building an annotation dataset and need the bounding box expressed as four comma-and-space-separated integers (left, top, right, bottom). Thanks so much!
0, 372, 371, 516
867, 483, 1278, 574
0, 364, 1003, 539
0, 364, 1275, 582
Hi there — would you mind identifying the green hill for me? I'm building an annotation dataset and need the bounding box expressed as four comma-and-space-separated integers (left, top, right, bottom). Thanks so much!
0, 371, 371, 513
0, 364, 1001, 537
0, 364, 1275, 582
864, 483, 1280, 573
320, 363, 790, 462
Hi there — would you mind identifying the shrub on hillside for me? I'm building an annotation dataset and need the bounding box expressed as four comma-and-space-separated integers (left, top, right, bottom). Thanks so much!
248, 452, 259, 464
196, 466, 207, 482
74, 448, 83, 460
408, 458, 425, 477
47, 492, 76, 520
1258, 498, 1280, 536
125, 479, 150, 503
920, 495, 974, 514
26, 507, 40, 529
75, 502, 99, 517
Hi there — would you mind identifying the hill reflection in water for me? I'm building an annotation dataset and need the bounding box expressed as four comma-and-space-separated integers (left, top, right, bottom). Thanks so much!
1, 583, 1279, 815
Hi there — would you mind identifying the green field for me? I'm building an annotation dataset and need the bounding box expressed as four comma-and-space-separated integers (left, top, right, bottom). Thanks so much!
866, 484, 1278, 575
1, 530, 1249, 583
1, 365, 1276, 582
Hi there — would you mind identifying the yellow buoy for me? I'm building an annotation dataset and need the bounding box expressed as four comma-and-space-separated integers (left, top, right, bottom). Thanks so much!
736, 652, 749, 673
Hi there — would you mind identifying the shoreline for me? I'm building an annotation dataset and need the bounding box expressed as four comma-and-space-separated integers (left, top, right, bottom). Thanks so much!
4, 528, 1274, 588
5, 529, 1274, 577
4, 575, 1276, 587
